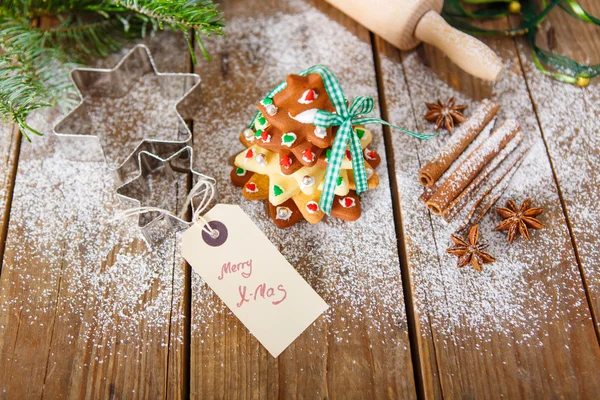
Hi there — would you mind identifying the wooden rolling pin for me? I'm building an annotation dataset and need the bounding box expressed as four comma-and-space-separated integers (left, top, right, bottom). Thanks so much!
325, 0, 503, 81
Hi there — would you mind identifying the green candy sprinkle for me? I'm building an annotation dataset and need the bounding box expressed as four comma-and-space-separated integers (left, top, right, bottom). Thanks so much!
254, 129, 263, 137
282, 133, 296, 143
325, 149, 331, 162
337, 176, 343, 186
273, 185, 284, 196
355, 128, 365, 139
236, 167, 245, 175
262, 97, 273, 105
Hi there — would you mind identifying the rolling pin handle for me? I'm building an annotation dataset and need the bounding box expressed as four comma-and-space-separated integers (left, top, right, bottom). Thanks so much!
414, 11, 503, 81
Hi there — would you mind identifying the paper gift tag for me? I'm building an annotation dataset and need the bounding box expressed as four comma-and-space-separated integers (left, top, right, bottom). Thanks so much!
182, 204, 328, 357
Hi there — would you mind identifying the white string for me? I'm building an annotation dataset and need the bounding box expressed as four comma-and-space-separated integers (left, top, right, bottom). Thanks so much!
115, 178, 217, 237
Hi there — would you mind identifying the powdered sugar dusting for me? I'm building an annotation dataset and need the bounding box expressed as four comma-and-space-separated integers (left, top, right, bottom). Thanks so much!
380, 46, 594, 349
0, 112, 186, 364
517, 41, 600, 318
0, 34, 191, 375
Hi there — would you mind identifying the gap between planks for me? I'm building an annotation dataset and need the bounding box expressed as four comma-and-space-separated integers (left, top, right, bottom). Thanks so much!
371, 32, 436, 400
0, 125, 23, 277
508, 20, 600, 346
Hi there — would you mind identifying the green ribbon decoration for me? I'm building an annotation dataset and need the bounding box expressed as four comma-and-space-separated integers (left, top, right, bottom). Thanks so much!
249, 65, 435, 215
442, 0, 600, 84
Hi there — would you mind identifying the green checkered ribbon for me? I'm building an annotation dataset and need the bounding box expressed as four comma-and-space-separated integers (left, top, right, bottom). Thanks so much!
249, 65, 436, 214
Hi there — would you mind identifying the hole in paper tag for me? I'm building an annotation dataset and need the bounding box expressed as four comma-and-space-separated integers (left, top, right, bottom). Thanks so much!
201, 220, 228, 247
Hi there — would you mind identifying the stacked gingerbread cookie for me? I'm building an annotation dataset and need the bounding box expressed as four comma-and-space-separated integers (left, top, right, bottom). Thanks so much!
230, 73, 381, 228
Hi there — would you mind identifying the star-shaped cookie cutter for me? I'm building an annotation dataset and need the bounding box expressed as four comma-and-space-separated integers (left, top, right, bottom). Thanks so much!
53, 44, 201, 183
116, 146, 216, 247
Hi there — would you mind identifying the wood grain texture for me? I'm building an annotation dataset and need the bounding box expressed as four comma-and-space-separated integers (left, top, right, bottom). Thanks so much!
374, 12, 600, 399
0, 124, 21, 268
0, 33, 190, 399
189, 0, 416, 398
513, 0, 600, 337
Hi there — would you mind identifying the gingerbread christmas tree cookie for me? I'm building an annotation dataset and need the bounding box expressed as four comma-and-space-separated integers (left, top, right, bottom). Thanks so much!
230, 65, 434, 228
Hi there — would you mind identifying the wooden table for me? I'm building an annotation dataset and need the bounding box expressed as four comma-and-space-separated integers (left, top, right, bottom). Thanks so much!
1, 0, 599, 398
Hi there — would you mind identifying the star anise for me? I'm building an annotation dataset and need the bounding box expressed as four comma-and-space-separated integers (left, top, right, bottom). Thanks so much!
424, 97, 467, 132
446, 224, 496, 271
495, 199, 544, 243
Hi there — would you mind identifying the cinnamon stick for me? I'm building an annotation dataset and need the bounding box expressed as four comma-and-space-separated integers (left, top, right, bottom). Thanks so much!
419, 114, 496, 204
441, 130, 525, 222
419, 99, 499, 187
457, 147, 528, 233
425, 119, 520, 215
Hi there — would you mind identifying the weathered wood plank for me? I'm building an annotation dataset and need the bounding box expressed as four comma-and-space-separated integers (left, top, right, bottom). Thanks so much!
0, 33, 190, 399
190, 0, 416, 398
514, 0, 600, 336
0, 124, 21, 268
375, 12, 600, 398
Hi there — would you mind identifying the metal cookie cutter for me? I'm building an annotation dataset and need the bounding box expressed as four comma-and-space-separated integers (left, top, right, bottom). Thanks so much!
116, 146, 216, 247
53, 44, 202, 184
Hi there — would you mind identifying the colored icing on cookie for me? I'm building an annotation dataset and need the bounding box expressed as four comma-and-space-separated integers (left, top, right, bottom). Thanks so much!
339, 197, 356, 208
255, 115, 269, 130
280, 155, 292, 168
306, 201, 319, 214
245, 182, 258, 193
298, 89, 318, 104
273, 184, 284, 196
364, 148, 377, 161
236, 167, 246, 176
289, 108, 318, 124
281, 132, 297, 147
260, 130, 271, 143
302, 149, 315, 163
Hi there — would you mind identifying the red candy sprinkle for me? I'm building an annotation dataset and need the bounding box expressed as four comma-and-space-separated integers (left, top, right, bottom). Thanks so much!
340, 197, 355, 208
261, 130, 269, 141
280, 155, 292, 167
365, 148, 377, 160
245, 182, 257, 192
245, 149, 253, 159
305, 89, 315, 101
345, 150, 352, 161
306, 202, 319, 213
302, 148, 315, 162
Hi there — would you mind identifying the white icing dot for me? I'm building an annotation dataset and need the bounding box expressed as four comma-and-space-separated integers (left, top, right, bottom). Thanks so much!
314, 126, 327, 139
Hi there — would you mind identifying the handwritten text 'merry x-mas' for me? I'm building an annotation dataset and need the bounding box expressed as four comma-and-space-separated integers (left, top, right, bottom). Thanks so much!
218, 259, 288, 308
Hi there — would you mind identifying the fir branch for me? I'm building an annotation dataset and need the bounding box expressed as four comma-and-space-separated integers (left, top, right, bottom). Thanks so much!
109, 0, 224, 61
0, 0, 225, 139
